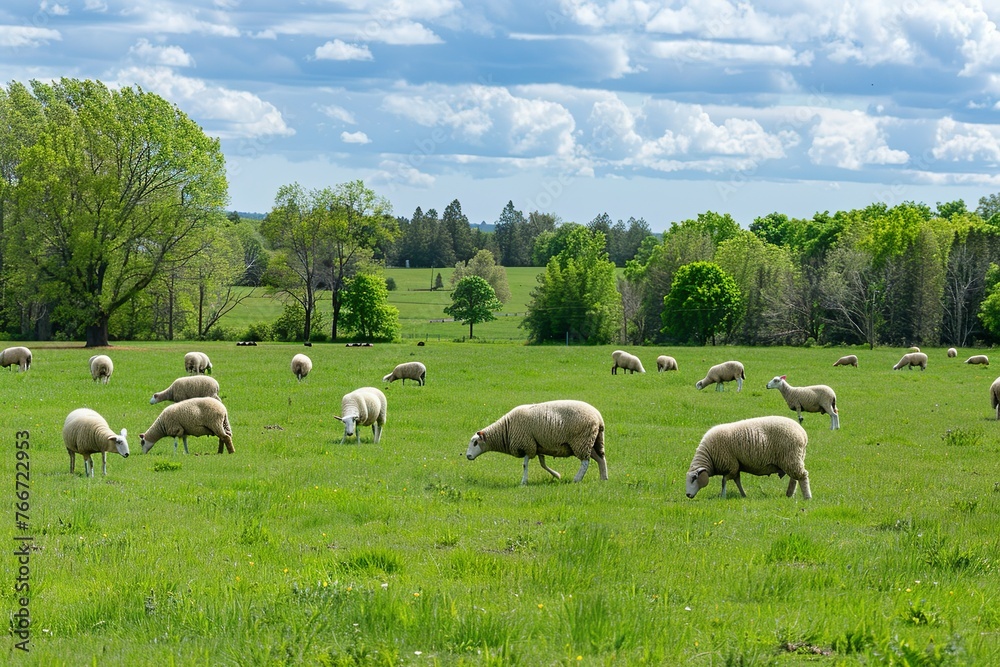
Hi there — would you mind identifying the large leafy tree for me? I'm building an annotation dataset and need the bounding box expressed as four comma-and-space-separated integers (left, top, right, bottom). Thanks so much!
661, 261, 742, 345
10, 78, 227, 346
451, 249, 511, 303
341, 272, 399, 341
445, 275, 503, 338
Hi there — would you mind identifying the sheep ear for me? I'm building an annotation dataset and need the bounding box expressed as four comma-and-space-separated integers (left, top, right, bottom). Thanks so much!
333, 415, 343, 422
476, 430, 485, 439
120, 428, 127, 438
697, 469, 709, 488
780, 375, 786, 380
107, 435, 118, 441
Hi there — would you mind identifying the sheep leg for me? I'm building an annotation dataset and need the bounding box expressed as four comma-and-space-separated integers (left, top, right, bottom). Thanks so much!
84, 455, 94, 478
786, 477, 797, 497
373, 423, 382, 445
732, 473, 747, 498
715, 382, 723, 392
521, 455, 530, 485
538, 454, 561, 480
830, 413, 840, 430
69, 451, 75, 474
719, 477, 728, 497
736, 377, 743, 392
796, 473, 811, 499
182, 436, 189, 455
797, 410, 804, 424
592, 452, 609, 481
572, 458, 589, 482
101, 452, 108, 476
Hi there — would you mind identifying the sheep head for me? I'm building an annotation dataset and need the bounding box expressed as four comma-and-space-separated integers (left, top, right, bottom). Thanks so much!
686, 468, 710, 498
466, 431, 486, 460
110, 428, 129, 458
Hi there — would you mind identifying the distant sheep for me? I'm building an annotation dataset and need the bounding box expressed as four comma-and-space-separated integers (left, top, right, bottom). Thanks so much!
335, 387, 387, 444
291, 354, 313, 381
1, 346, 31, 371
63, 408, 129, 477
685, 416, 810, 500
992, 377, 1000, 420
696, 360, 745, 392
89, 354, 113, 384
383, 361, 426, 386
908, 346, 921, 352
893, 352, 928, 371
833, 355, 858, 367
184, 351, 212, 375
965, 355, 989, 366
466, 400, 607, 485
766, 375, 839, 430
150, 376, 220, 404
612, 350, 645, 374
141, 397, 233, 454
656, 355, 678, 372
947, 348, 958, 358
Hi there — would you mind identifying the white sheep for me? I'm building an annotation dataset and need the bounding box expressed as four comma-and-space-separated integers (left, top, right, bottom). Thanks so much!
908, 346, 921, 352
656, 355, 678, 372
184, 351, 212, 375
465, 400, 608, 486
695, 360, 745, 392
766, 375, 840, 430
149, 376, 220, 404
685, 415, 810, 500
947, 347, 958, 358
833, 355, 858, 367
1, 346, 32, 371
991, 377, 1000, 420
965, 354, 990, 366
141, 397, 233, 454
62, 408, 129, 477
382, 361, 426, 386
291, 353, 313, 382
611, 350, 645, 374
335, 387, 387, 444
893, 352, 928, 371
89, 354, 113, 384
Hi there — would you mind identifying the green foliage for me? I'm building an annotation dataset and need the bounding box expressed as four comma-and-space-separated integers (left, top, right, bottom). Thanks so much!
385, 276, 397, 291
272, 302, 327, 342
340, 273, 400, 341
445, 276, 503, 338
451, 249, 512, 303
661, 261, 743, 344
433, 272, 444, 291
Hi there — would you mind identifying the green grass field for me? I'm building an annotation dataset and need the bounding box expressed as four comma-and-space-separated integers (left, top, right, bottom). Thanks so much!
2, 342, 999, 665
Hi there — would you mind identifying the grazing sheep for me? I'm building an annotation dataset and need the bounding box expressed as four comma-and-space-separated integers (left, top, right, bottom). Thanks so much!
1, 346, 32, 371
991, 377, 1000, 420
149, 376, 220, 405
466, 400, 607, 486
612, 350, 645, 375
656, 355, 678, 372
695, 360, 745, 392
965, 355, 990, 366
291, 354, 313, 382
893, 352, 928, 371
141, 397, 233, 454
89, 354, 113, 384
62, 408, 129, 477
833, 355, 858, 367
766, 375, 840, 430
335, 387, 387, 444
908, 346, 921, 352
685, 416, 810, 500
184, 351, 212, 375
947, 347, 958, 358
382, 361, 426, 386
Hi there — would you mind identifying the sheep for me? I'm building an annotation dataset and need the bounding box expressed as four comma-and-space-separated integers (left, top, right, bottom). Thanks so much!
947, 347, 958, 358
466, 400, 607, 486
89, 354, 113, 384
685, 416, 810, 500
382, 361, 426, 386
695, 360, 745, 392
611, 350, 645, 375
656, 355, 678, 372
766, 375, 839, 430
965, 355, 990, 366
908, 346, 921, 352
291, 353, 313, 382
335, 387, 387, 444
893, 352, 928, 371
833, 354, 858, 367
184, 351, 212, 375
1, 346, 31, 371
140, 397, 233, 454
991, 377, 1000, 420
62, 408, 129, 477
149, 376, 220, 405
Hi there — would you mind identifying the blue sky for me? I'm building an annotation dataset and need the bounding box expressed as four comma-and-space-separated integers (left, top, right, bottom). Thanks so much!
5, 0, 1000, 230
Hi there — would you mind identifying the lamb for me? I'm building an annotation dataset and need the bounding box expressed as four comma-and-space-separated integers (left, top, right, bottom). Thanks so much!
62, 408, 129, 477
291, 354, 313, 382
695, 360, 745, 392
833, 355, 858, 367
656, 355, 678, 372
947, 348, 958, 358
149, 376, 220, 404
685, 416, 810, 500
611, 350, 645, 374
382, 361, 426, 386
765, 375, 840, 430
965, 355, 990, 366
184, 351, 212, 375
466, 399, 608, 486
991, 377, 1000, 420
140, 397, 233, 454
908, 346, 921, 352
893, 352, 928, 371
89, 354, 113, 384
1, 346, 32, 371
335, 387, 387, 444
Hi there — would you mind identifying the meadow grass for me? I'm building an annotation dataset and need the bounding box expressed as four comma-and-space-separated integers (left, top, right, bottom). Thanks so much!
2, 342, 999, 665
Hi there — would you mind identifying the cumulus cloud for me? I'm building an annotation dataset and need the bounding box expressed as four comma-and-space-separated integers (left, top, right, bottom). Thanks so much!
808, 110, 908, 169
369, 159, 436, 188
341, 130, 371, 143
932, 117, 1000, 163
0, 26, 61, 48
648, 40, 812, 67
315, 39, 373, 61
128, 38, 195, 67
83, 0, 107, 10
40, 1, 69, 16
319, 104, 357, 124
134, 9, 240, 37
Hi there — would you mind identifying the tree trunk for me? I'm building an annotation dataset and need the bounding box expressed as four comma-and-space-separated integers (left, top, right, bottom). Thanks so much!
469, 321, 474, 339
331, 289, 342, 340
86, 318, 109, 347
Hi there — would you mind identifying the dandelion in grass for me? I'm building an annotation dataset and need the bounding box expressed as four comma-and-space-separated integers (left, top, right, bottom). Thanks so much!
413, 592, 420, 597
537, 603, 543, 609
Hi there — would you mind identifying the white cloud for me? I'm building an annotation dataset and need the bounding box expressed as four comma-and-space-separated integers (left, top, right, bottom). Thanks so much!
315, 39, 373, 61
83, 0, 107, 10
133, 9, 240, 37
40, 1, 69, 16
369, 159, 436, 188
808, 109, 908, 169
116, 66, 294, 139
932, 117, 1000, 163
341, 130, 371, 143
0, 26, 61, 48
649, 40, 812, 67
319, 104, 357, 124
128, 38, 195, 67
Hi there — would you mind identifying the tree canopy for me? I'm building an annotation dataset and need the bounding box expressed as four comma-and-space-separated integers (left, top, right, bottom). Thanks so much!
661, 261, 742, 345
445, 275, 503, 338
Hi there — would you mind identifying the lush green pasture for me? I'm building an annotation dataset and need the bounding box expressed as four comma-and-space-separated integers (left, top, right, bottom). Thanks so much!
2, 342, 999, 665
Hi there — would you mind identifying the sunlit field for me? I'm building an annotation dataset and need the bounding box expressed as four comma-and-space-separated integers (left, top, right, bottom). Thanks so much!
2, 341, 999, 665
